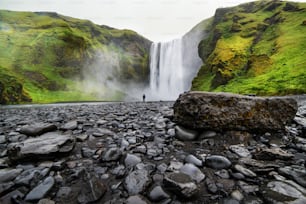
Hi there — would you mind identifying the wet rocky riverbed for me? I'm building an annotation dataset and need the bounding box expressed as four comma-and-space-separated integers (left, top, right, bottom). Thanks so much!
0, 96, 306, 204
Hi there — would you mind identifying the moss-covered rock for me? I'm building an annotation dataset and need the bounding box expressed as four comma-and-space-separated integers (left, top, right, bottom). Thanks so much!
0, 10, 151, 104
192, 0, 306, 96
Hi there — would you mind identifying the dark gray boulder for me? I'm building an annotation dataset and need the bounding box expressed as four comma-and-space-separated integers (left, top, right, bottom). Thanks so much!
173, 91, 298, 133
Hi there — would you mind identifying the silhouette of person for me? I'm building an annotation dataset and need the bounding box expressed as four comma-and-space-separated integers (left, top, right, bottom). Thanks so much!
143, 94, 146, 102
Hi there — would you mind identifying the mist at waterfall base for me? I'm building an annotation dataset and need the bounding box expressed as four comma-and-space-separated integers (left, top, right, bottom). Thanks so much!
79, 24, 206, 101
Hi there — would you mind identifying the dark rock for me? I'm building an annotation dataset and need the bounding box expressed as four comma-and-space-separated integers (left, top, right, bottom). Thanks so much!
124, 169, 151, 195
101, 147, 122, 162
254, 147, 294, 160
173, 92, 297, 133
206, 155, 232, 170
238, 181, 258, 194
77, 173, 107, 203
262, 180, 306, 203
7, 132, 75, 162
175, 125, 198, 141
278, 165, 306, 188
20, 123, 57, 136
163, 172, 198, 198
25, 176, 55, 202
0, 182, 14, 195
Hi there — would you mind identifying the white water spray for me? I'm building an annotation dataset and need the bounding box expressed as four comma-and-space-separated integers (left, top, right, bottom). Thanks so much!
149, 39, 185, 100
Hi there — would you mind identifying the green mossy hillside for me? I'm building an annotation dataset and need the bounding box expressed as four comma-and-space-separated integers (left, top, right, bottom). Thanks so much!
0, 10, 151, 104
192, 1, 306, 95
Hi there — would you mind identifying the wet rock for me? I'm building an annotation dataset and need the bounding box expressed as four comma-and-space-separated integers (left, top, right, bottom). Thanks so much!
20, 123, 57, 136
101, 147, 122, 162
254, 147, 294, 160
185, 154, 203, 167
278, 165, 306, 187
14, 167, 47, 186
61, 120, 77, 130
125, 154, 142, 168
180, 163, 205, 183
0, 168, 23, 183
163, 172, 198, 198
173, 92, 297, 132
25, 176, 55, 202
229, 144, 251, 158
148, 185, 170, 202
7, 132, 75, 162
175, 125, 198, 141
124, 169, 151, 195
262, 180, 306, 203
206, 155, 232, 170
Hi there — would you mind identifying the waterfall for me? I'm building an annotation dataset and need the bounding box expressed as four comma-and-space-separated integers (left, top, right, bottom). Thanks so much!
149, 39, 185, 100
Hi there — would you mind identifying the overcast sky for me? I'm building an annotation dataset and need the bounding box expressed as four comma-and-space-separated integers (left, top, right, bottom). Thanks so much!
1, 0, 305, 42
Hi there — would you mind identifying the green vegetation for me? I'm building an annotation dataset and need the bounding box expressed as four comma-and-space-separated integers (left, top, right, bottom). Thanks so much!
192, 1, 306, 96
0, 10, 150, 104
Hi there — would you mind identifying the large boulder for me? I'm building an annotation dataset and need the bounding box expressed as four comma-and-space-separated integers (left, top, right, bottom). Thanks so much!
173, 92, 298, 133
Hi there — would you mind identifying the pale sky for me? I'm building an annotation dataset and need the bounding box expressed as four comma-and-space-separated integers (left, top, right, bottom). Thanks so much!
1, 0, 305, 42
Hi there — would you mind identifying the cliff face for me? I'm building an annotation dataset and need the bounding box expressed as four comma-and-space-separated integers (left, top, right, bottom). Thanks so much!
192, 1, 306, 95
0, 10, 151, 104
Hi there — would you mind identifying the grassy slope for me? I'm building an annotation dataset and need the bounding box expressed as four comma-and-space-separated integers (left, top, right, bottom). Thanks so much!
0, 10, 150, 104
192, 1, 306, 96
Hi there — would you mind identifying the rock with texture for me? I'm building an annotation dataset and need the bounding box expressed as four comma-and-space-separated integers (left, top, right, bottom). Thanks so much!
173, 92, 298, 132
20, 123, 57, 136
7, 132, 75, 162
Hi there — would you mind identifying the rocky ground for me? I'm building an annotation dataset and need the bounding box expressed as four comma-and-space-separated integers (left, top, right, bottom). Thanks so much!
0, 95, 305, 204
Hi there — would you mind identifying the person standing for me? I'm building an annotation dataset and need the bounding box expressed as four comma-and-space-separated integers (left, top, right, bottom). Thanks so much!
143, 94, 146, 102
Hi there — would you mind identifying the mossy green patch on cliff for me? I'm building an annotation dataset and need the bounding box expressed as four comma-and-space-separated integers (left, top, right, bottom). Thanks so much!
192, 1, 306, 96
0, 10, 150, 104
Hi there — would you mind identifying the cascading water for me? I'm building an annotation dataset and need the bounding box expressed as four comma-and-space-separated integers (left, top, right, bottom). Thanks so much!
149, 39, 185, 100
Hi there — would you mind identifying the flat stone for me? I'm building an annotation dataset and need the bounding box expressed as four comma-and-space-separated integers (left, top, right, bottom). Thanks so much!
180, 163, 205, 183
238, 181, 259, 194
0, 168, 23, 183
262, 180, 306, 203
163, 172, 198, 198
25, 176, 55, 202
254, 147, 294, 160
205, 155, 232, 170
0, 135, 6, 144
61, 120, 77, 130
239, 157, 279, 169
20, 123, 57, 136
124, 169, 151, 195
7, 132, 75, 162
175, 125, 199, 141
229, 144, 251, 158
234, 164, 256, 178
37, 198, 55, 204
278, 165, 306, 188
92, 128, 115, 137
173, 92, 297, 133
